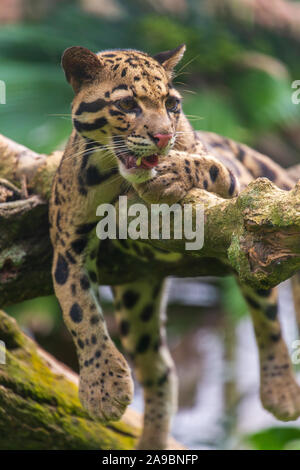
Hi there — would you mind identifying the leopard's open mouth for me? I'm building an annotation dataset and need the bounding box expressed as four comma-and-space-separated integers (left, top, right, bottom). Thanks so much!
118, 152, 159, 171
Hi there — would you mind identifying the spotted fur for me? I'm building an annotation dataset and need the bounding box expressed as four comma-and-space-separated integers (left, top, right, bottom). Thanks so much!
50, 45, 300, 450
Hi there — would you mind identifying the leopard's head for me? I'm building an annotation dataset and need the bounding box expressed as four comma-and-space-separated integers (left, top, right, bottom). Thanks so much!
62, 45, 185, 183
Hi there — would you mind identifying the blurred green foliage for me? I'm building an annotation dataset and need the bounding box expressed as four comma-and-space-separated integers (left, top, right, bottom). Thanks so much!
244, 427, 300, 450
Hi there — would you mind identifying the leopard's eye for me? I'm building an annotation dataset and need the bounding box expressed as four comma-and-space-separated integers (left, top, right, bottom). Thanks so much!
165, 96, 180, 112
117, 97, 139, 113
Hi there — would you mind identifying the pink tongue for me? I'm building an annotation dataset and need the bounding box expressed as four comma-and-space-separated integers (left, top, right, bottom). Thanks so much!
141, 155, 159, 169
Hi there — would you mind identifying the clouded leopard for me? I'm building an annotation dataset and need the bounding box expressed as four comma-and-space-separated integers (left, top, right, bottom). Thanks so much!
49, 44, 300, 449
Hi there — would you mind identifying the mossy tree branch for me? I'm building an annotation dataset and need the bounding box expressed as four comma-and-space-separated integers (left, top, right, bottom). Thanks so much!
0, 308, 184, 450
0, 309, 139, 450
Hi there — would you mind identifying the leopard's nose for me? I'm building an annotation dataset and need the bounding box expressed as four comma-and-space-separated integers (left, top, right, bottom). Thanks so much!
153, 133, 173, 149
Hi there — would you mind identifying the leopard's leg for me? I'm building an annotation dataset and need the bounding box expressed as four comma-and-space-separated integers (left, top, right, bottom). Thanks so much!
52, 238, 133, 421
133, 149, 240, 205
240, 282, 300, 420
113, 277, 177, 450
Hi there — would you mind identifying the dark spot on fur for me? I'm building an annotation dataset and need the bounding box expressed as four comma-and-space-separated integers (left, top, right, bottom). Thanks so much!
80, 275, 90, 290
54, 254, 69, 285
265, 305, 278, 321
90, 314, 100, 325
236, 146, 246, 162
256, 159, 277, 182
209, 165, 219, 182
89, 271, 97, 283
69, 303, 83, 323
136, 334, 150, 354
245, 295, 260, 310
71, 238, 88, 255
56, 210, 62, 232
122, 290, 139, 309
270, 332, 281, 342
256, 288, 272, 297
228, 170, 236, 196
66, 250, 76, 264
120, 320, 130, 336
157, 369, 169, 386
140, 304, 154, 322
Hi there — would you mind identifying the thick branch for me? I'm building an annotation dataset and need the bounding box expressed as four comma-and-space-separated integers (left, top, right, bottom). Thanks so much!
1, 134, 300, 306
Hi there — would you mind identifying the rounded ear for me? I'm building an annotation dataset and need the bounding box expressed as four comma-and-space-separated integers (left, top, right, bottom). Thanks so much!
61, 46, 102, 93
153, 44, 186, 76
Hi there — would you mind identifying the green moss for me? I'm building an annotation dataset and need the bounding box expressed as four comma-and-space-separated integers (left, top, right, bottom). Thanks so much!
227, 234, 246, 276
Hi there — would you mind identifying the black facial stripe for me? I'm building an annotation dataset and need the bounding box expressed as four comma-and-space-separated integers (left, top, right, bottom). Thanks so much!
86, 166, 118, 186
80, 138, 101, 170
75, 99, 110, 116
111, 84, 128, 93
74, 117, 108, 133
114, 125, 129, 132
112, 136, 125, 146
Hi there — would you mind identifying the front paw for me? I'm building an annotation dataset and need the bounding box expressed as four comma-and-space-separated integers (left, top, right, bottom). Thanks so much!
134, 161, 187, 204
136, 178, 187, 204
79, 347, 134, 421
